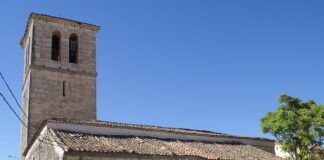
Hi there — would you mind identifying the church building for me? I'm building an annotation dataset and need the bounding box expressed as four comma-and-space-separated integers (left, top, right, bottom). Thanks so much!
19, 13, 282, 160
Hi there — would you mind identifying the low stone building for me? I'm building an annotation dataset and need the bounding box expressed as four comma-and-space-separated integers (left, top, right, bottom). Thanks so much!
19, 13, 282, 160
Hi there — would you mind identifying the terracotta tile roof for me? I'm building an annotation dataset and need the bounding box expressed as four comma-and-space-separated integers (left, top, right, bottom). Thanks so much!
51, 129, 282, 160
47, 118, 274, 142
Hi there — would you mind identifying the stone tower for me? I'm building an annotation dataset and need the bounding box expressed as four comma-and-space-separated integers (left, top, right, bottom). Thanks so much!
20, 13, 100, 155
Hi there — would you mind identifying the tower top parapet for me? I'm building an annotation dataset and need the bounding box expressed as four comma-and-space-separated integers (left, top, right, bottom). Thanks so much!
21, 12, 100, 48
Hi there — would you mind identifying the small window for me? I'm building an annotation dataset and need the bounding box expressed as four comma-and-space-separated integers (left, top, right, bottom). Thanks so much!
69, 33, 78, 63
51, 31, 61, 61
63, 81, 65, 97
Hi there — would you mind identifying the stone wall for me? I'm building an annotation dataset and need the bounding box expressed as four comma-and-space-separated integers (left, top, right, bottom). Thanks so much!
27, 68, 96, 143
31, 19, 97, 73
20, 71, 31, 158
21, 16, 98, 157
25, 130, 63, 160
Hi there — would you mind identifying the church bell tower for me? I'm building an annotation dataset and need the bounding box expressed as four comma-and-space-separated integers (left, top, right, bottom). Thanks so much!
20, 13, 100, 155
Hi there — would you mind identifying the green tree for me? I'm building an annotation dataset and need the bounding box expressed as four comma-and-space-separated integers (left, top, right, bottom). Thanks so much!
261, 94, 324, 160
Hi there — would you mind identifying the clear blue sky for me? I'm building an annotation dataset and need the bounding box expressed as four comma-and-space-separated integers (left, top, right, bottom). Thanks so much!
1, 0, 324, 159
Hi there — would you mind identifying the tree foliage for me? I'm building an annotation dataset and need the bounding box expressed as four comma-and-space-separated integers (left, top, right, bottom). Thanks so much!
261, 94, 324, 160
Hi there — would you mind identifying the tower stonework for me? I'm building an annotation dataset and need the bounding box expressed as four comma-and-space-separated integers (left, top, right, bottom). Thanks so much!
20, 13, 100, 156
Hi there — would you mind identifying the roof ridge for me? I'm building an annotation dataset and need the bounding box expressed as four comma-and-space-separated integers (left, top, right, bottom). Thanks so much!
29, 12, 100, 28
54, 129, 244, 145
48, 118, 274, 142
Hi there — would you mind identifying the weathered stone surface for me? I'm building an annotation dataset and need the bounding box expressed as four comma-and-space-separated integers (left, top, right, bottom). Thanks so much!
20, 13, 98, 158
24, 130, 62, 160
